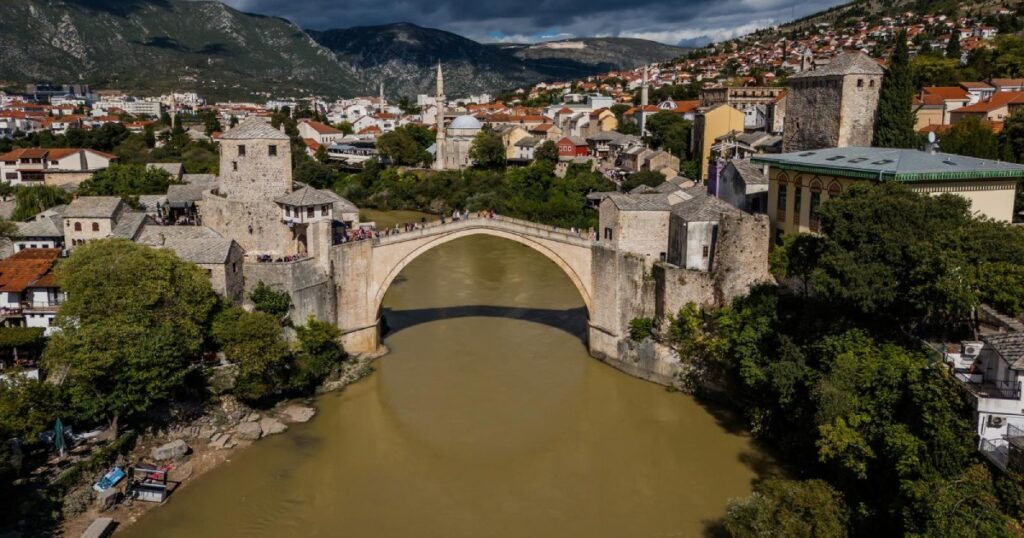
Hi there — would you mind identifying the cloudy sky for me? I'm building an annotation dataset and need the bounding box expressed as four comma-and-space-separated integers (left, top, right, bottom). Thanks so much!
220, 0, 850, 46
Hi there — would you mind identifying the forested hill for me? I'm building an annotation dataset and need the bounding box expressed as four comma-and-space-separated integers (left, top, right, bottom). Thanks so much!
0, 0, 363, 100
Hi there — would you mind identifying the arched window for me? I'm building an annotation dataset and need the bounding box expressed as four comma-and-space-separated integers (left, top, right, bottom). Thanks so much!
809, 179, 823, 231
91, 222, 99, 232
74, 222, 81, 232
828, 182, 842, 197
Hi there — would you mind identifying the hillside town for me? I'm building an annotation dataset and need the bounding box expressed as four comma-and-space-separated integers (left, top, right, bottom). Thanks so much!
2, 0, 1024, 537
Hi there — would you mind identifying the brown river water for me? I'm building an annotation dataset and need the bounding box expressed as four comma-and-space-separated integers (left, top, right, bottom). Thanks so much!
120, 231, 770, 537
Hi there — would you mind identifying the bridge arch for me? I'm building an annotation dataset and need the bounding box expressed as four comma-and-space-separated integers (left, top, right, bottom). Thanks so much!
371, 227, 594, 318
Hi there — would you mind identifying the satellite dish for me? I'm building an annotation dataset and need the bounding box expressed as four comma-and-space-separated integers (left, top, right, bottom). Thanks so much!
927, 131, 936, 144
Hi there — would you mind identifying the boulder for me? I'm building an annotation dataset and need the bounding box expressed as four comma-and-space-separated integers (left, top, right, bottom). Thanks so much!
151, 439, 189, 461
259, 417, 288, 437
95, 487, 119, 511
244, 412, 260, 423
233, 421, 262, 441
280, 405, 316, 423
210, 434, 233, 449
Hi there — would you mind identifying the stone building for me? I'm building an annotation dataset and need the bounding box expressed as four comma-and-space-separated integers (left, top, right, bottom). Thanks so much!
200, 117, 295, 256
782, 52, 884, 153
63, 196, 146, 248
436, 115, 482, 170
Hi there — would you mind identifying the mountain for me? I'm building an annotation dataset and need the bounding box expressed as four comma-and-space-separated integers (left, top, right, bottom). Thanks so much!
309, 23, 687, 98
0, 0, 363, 99
494, 38, 687, 79
0, 2, 686, 100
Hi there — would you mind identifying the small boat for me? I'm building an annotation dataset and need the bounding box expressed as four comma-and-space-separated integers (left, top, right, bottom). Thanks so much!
92, 466, 126, 492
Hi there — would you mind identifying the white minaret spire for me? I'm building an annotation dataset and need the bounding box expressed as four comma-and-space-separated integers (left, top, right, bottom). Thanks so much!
379, 82, 385, 111
640, 64, 649, 137
433, 62, 447, 170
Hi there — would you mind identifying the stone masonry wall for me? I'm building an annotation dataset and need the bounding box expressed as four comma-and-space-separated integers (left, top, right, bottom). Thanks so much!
200, 194, 294, 256
713, 213, 771, 303
242, 257, 334, 326
218, 137, 291, 203
838, 73, 882, 148
783, 76, 843, 152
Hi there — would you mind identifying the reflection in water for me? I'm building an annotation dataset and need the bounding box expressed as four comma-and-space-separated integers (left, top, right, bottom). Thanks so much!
120, 235, 769, 538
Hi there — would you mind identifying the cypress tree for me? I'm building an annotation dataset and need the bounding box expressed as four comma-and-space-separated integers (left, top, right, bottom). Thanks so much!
873, 29, 919, 149
946, 32, 962, 61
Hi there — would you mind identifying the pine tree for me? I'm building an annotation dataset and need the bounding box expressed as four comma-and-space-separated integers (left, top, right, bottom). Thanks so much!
946, 32, 962, 61
873, 29, 919, 149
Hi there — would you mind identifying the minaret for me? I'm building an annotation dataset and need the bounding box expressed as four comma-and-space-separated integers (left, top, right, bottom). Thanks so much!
169, 93, 178, 129
640, 65, 649, 137
379, 82, 386, 112
433, 62, 446, 171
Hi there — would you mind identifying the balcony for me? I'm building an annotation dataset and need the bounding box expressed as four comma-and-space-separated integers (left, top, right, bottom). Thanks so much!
955, 373, 1022, 400
981, 438, 1010, 470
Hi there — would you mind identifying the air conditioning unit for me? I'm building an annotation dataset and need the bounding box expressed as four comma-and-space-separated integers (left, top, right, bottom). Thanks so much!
962, 341, 984, 359
989, 415, 1006, 428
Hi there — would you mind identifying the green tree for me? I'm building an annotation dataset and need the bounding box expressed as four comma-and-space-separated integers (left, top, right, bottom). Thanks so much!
911, 55, 961, 87
939, 116, 1000, 159
12, 185, 72, 221
945, 34, 962, 61
645, 111, 692, 159
377, 128, 430, 166
724, 479, 849, 538
469, 129, 507, 170
874, 29, 920, 149
534, 140, 559, 165
211, 307, 291, 403
44, 240, 217, 432
250, 281, 292, 321
292, 316, 346, 391
1000, 109, 1024, 163
78, 163, 176, 198
770, 233, 828, 296
293, 159, 337, 190
622, 170, 666, 191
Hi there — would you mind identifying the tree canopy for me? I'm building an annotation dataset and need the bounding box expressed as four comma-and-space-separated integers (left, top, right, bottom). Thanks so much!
469, 129, 507, 170
874, 29, 920, 148
44, 240, 217, 430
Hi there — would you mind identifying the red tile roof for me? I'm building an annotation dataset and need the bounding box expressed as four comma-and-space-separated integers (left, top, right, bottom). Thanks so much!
922, 86, 970, 100
0, 249, 61, 293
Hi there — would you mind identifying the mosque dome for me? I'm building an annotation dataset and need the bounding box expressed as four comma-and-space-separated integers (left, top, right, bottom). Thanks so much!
449, 115, 483, 130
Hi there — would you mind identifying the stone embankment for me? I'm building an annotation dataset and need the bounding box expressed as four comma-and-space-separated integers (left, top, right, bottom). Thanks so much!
61, 352, 377, 536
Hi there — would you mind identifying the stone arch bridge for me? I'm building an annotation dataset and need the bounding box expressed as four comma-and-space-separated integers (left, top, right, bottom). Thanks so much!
330, 216, 598, 353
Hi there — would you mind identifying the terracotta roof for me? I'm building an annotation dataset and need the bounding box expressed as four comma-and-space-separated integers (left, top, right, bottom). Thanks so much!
303, 138, 322, 151
954, 91, 1024, 113
922, 86, 970, 100
301, 120, 341, 135
0, 249, 61, 293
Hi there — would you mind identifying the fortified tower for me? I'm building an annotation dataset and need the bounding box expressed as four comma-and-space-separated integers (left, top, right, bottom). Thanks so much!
782, 52, 883, 152
200, 117, 295, 255
217, 117, 292, 201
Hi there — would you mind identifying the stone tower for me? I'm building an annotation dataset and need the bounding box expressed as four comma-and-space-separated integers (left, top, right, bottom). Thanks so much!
432, 63, 447, 171
217, 117, 292, 202
782, 52, 884, 153
201, 116, 295, 255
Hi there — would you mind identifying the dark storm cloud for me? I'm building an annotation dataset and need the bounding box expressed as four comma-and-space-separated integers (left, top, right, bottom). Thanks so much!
220, 0, 849, 45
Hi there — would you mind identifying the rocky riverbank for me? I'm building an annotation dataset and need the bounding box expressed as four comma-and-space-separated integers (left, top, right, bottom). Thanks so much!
59, 352, 377, 536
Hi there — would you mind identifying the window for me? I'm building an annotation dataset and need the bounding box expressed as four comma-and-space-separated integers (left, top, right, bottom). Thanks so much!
857, 79, 864, 88
91, 222, 99, 232
238, 145, 246, 157
604, 227, 613, 240
869, 79, 876, 87
793, 185, 802, 224
777, 183, 788, 212
4, 173, 16, 180
307, 207, 314, 218
269, 145, 277, 157
74, 222, 82, 231
232, 161, 238, 171
321, 205, 328, 217
702, 245, 709, 258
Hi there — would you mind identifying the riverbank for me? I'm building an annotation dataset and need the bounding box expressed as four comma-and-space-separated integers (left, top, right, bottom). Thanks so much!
58, 351, 379, 537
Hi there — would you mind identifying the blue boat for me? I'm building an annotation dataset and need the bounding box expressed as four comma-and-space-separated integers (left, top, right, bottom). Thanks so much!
92, 466, 125, 492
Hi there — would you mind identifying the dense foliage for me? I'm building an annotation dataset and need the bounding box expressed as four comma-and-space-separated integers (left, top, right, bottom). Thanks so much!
77, 163, 177, 199
336, 160, 612, 229
874, 29, 919, 149
43, 240, 218, 432
11, 185, 72, 222
657, 184, 1024, 536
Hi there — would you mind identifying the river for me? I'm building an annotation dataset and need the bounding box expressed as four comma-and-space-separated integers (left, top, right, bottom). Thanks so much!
120, 234, 770, 537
